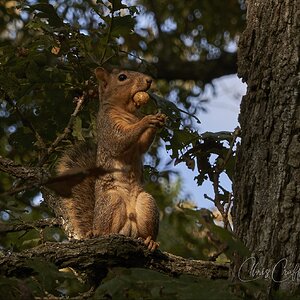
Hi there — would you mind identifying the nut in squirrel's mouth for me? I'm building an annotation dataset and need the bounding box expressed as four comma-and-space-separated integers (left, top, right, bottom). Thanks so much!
132, 91, 150, 108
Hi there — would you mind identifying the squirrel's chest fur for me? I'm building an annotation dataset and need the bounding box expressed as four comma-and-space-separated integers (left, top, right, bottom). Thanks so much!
96, 107, 143, 182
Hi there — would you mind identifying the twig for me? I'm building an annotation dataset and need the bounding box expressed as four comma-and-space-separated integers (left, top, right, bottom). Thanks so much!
100, 0, 114, 64
224, 194, 233, 232
0, 218, 61, 234
0, 182, 40, 197
119, 50, 150, 65
204, 128, 240, 230
212, 171, 225, 216
37, 95, 86, 166
147, 0, 163, 37
220, 127, 241, 171
149, 92, 201, 124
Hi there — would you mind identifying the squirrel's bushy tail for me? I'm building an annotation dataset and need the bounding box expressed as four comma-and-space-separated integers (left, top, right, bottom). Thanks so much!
56, 143, 96, 239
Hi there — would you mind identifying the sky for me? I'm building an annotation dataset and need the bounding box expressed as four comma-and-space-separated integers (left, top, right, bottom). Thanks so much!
162, 74, 247, 209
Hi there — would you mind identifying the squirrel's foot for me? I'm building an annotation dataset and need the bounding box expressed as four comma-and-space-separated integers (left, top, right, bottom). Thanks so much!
139, 236, 159, 252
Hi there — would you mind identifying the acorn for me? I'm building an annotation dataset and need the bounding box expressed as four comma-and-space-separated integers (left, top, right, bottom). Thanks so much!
133, 92, 150, 107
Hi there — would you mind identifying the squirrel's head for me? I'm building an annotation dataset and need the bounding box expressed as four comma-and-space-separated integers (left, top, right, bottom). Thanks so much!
95, 67, 152, 112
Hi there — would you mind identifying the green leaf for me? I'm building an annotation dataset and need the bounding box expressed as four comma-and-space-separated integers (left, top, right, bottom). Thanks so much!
94, 268, 243, 299
111, 15, 136, 37
22, 238, 41, 248
72, 116, 85, 141
25, 60, 40, 83
224, 155, 236, 181
29, 4, 63, 27
181, 207, 250, 259
24, 258, 87, 297
166, 127, 200, 160
0, 276, 34, 300
201, 131, 233, 142
111, 0, 128, 11
149, 92, 201, 124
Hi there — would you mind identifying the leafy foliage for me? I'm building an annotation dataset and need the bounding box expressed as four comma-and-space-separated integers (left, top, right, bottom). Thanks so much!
95, 268, 243, 299
0, 259, 88, 299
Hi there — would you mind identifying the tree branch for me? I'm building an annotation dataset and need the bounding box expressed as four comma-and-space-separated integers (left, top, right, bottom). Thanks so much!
0, 156, 43, 180
0, 235, 229, 280
154, 52, 237, 82
0, 165, 112, 198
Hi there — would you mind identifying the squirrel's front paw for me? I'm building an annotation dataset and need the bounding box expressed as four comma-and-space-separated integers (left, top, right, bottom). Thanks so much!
155, 113, 167, 126
143, 113, 166, 128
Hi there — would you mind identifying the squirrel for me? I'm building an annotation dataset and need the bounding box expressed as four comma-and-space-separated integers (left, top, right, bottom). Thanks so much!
56, 67, 166, 251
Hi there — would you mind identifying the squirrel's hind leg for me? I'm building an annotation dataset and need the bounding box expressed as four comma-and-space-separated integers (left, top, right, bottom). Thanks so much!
135, 192, 159, 242
92, 191, 127, 236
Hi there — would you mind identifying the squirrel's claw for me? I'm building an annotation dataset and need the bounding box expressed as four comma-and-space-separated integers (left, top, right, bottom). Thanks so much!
143, 236, 159, 252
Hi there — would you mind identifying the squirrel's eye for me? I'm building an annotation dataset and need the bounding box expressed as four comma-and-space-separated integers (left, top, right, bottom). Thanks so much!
118, 74, 127, 81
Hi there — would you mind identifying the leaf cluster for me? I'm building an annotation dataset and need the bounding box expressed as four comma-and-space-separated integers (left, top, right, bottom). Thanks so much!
0, 259, 88, 299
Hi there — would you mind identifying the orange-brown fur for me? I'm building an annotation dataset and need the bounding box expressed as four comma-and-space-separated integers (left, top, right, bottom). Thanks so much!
57, 67, 165, 250
56, 143, 96, 239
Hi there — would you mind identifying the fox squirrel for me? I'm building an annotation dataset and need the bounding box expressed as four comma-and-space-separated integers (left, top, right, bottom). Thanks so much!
57, 67, 166, 251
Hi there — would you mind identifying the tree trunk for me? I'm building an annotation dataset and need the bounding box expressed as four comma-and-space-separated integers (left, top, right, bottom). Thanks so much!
233, 0, 299, 295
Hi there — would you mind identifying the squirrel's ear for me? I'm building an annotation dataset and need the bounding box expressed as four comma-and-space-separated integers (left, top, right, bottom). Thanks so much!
95, 67, 109, 90
95, 67, 109, 82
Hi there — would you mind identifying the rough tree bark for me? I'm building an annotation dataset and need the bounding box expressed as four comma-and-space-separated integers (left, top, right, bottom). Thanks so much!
0, 235, 229, 280
233, 0, 299, 296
